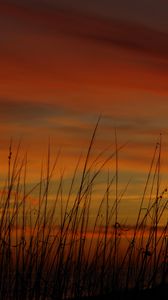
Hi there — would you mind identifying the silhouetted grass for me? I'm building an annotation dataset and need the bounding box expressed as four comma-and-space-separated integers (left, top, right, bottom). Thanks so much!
0, 123, 167, 299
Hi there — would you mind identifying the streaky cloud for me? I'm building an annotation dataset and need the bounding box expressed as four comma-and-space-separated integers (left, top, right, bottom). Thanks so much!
1, 1, 168, 60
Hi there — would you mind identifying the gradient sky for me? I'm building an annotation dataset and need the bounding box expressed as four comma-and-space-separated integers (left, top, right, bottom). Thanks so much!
1, 0, 168, 224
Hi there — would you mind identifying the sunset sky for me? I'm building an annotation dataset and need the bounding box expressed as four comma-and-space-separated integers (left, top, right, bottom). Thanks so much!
1, 0, 168, 224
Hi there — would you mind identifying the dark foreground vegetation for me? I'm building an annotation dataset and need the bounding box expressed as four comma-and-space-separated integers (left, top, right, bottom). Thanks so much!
0, 122, 168, 299
78, 284, 168, 300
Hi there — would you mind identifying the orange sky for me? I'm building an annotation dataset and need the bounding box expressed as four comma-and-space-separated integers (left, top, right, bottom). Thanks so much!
1, 1, 168, 225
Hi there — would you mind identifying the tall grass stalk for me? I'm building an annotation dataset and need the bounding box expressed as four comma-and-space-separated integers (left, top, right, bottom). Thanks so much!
0, 124, 167, 299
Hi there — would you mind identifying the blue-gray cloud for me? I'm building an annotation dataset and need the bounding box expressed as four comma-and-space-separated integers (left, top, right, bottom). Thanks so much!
0, 99, 63, 123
